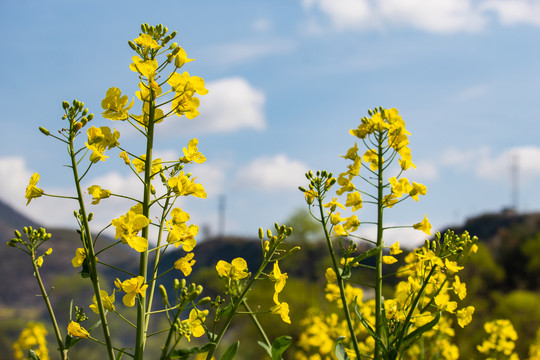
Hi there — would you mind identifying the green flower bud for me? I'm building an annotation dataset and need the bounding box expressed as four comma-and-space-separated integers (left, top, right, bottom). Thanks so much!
198, 296, 211, 305
195, 285, 203, 295
169, 42, 178, 49
180, 278, 186, 290
159, 284, 168, 300
39, 127, 50, 136
289, 246, 301, 255
298, 186, 306, 192
87, 113, 94, 121
62, 101, 70, 109
267, 229, 272, 239
258, 227, 264, 240
88, 213, 93, 222
174, 278, 180, 291
128, 40, 138, 51
14, 230, 21, 238
170, 31, 177, 39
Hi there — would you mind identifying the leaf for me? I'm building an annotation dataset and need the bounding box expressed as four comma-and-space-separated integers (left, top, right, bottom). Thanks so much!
335, 338, 350, 360
350, 246, 381, 267
168, 343, 215, 359
28, 349, 40, 360
257, 341, 272, 358
271, 336, 292, 360
400, 312, 441, 351
354, 299, 387, 352
221, 341, 239, 360
341, 265, 351, 280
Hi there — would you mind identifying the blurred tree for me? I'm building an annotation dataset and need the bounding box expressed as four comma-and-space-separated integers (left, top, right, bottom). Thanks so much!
282, 208, 321, 243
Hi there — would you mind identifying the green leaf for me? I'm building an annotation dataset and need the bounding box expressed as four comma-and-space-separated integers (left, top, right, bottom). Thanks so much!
400, 312, 441, 351
257, 341, 272, 358
354, 299, 387, 352
169, 343, 215, 359
271, 336, 292, 360
335, 338, 350, 360
221, 341, 239, 360
350, 246, 381, 267
341, 266, 351, 280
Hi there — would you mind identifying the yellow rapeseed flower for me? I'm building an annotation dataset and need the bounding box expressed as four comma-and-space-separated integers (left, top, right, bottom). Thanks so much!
115, 276, 148, 307
25, 173, 44, 205
174, 253, 196, 276
67, 321, 89, 339
216, 257, 249, 280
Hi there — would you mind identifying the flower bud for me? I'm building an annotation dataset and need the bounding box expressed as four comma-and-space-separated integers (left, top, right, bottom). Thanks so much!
62, 101, 70, 109
195, 285, 203, 295
198, 296, 211, 305
73, 122, 83, 132
14, 230, 21, 238
174, 278, 180, 291
159, 284, 168, 301
39, 127, 50, 136
169, 42, 178, 49
88, 213, 93, 222
258, 227, 264, 240
289, 246, 301, 255
128, 40, 138, 51
87, 113, 94, 121
267, 229, 272, 239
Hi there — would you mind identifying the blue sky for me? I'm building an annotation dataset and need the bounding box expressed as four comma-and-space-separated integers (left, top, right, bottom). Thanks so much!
1, 0, 540, 247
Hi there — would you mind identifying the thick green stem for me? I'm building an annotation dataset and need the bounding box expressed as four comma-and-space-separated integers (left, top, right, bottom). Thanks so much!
69, 130, 116, 360
374, 133, 385, 360
135, 91, 157, 360
317, 197, 362, 359
32, 254, 68, 360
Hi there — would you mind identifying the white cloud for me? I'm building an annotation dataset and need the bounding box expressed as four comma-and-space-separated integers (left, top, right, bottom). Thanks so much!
380, 0, 485, 33
356, 224, 429, 249
442, 146, 540, 181
206, 39, 295, 66
235, 154, 309, 191
301, 0, 540, 33
0, 156, 79, 228
156, 77, 266, 136
252, 18, 273, 32
0, 156, 31, 210
407, 160, 440, 181
453, 84, 491, 102
481, 0, 540, 26
302, 0, 374, 30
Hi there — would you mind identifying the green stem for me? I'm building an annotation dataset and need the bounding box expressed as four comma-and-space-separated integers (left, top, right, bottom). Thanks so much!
135, 90, 157, 360
31, 254, 68, 360
144, 196, 170, 336
69, 128, 116, 360
242, 299, 272, 351
374, 132, 385, 360
205, 243, 282, 360
317, 196, 362, 359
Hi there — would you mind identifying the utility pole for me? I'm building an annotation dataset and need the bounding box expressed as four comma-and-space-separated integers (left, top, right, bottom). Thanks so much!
218, 195, 225, 238
511, 154, 519, 212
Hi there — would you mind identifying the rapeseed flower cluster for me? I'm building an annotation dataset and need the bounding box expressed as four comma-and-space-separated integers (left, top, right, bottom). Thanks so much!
477, 319, 519, 359
12, 322, 49, 360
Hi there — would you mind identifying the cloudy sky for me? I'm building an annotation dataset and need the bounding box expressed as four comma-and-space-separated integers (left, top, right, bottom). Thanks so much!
1, 0, 540, 247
